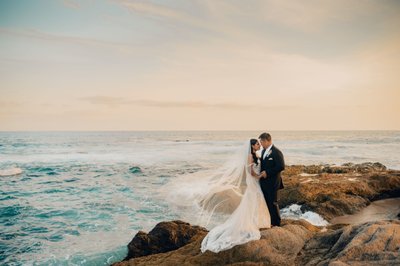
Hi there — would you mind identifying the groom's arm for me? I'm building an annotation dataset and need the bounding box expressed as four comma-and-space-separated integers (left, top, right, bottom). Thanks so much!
266, 149, 285, 178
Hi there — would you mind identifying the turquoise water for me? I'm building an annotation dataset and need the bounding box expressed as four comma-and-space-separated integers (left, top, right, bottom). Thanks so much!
1, 131, 399, 265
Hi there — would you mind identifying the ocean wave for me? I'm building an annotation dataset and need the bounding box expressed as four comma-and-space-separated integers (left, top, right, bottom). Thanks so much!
281, 204, 329, 226
0, 167, 23, 176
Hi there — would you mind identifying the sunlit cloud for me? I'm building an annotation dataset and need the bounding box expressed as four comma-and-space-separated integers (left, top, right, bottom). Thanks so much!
110, 0, 232, 38
256, 0, 382, 32
79, 96, 295, 110
112, 0, 188, 21
0, 27, 134, 53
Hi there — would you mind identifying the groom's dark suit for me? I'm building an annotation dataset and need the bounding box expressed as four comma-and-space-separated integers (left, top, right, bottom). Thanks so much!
259, 144, 285, 226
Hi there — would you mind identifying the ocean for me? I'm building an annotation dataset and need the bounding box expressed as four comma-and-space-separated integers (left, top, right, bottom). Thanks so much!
1, 131, 399, 265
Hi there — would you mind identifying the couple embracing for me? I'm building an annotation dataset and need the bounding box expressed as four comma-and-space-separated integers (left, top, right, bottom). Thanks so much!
200, 132, 285, 253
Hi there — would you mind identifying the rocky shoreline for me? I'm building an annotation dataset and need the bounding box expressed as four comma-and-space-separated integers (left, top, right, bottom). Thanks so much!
113, 162, 400, 265
280, 162, 400, 220
114, 219, 400, 266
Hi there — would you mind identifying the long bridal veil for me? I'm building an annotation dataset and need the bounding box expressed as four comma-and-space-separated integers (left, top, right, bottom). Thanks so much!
158, 140, 271, 253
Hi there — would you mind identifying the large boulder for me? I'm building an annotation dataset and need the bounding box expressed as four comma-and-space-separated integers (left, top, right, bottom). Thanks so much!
123, 220, 208, 260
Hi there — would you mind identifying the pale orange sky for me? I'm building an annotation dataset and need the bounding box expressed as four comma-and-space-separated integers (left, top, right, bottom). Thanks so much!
0, 0, 399, 130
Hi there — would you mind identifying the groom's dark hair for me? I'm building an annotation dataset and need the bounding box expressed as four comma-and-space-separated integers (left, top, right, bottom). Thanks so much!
259, 132, 271, 141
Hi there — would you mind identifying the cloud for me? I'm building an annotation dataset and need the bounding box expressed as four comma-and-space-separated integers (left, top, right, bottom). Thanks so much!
110, 0, 209, 32
108, 0, 399, 62
79, 96, 294, 110
62, 0, 81, 9
112, 0, 187, 20
255, 0, 348, 32
109, 0, 249, 40
0, 27, 136, 54
201, 0, 388, 33
0, 100, 25, 118
110, 0, 389, 35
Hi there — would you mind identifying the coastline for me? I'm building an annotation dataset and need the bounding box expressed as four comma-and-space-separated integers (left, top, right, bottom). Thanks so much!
113, 162, 400, 265
114, 219, 400, 266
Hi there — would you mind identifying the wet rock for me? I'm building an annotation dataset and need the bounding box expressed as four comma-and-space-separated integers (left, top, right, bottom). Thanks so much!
123, 220, 208, 260
129, 166, 142, 174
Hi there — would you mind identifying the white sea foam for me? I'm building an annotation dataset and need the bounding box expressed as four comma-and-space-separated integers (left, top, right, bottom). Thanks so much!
0, 167, 23, 176
281, 204, 329, 226
299, 173, 318, 177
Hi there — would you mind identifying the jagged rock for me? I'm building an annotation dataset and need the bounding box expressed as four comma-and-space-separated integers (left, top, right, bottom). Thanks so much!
295, 220, 400, 265
123, 220, 208, 260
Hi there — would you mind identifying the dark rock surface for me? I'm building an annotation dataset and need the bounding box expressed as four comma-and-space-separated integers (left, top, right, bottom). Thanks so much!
296, 220, 400, 266
123, 220, 208, 261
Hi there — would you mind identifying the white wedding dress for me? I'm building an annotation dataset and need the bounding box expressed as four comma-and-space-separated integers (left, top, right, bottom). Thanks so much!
159, 140, 271, 253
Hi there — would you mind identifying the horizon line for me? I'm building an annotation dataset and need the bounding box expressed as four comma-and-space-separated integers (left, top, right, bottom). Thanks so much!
0, 129, 399, 132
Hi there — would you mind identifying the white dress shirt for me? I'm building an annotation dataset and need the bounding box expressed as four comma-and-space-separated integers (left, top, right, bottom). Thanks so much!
262, 144, 273, 160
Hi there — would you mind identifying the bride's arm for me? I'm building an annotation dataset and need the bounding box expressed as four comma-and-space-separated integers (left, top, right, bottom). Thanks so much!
247, 155, 259, 178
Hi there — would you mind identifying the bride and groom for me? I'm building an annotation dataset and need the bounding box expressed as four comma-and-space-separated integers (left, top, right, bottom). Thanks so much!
200, 132, 285, 253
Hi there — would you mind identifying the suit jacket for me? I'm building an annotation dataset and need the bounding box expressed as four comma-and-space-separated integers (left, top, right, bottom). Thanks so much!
260, 145, 285, 190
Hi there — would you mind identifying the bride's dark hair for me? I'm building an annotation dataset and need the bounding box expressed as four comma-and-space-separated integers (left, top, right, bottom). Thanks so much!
250, 139, 259, 165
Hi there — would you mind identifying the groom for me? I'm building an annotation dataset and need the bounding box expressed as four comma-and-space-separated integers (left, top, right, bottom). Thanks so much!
258, 132, 285, 227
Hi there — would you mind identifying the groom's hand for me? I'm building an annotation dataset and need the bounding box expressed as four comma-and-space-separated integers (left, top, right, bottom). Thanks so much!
260, 171, 267, 178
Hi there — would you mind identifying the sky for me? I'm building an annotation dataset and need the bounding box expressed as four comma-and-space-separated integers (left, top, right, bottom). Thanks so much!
0, 0, 399, 131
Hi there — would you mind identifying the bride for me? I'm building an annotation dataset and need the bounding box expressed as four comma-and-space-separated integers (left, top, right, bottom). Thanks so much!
160, 139, 271, 253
